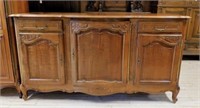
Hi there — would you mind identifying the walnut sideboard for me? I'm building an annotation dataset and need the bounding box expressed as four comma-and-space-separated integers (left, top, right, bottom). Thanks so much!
10, 13, 189, 103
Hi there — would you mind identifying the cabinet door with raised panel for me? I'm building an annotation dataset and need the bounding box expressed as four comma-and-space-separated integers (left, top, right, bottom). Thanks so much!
136, 34, 182, 84
70, 21, 130, 95
17, 33, 65, 85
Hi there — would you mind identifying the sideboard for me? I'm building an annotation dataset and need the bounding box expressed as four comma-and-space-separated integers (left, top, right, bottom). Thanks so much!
11, 13, 189, 103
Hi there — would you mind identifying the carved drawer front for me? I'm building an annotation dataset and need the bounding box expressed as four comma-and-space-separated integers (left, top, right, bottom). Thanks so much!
138, 21, 183, 33
17, 19, 62, 32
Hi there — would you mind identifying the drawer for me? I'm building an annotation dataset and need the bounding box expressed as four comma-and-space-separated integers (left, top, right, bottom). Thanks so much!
158, 1, 187, 6
138, 21, 183, 33
17, 19, 62, 32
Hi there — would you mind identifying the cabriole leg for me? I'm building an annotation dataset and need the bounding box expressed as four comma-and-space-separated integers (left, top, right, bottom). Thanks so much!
172, 86, 180, 103
20, 84, 28, 100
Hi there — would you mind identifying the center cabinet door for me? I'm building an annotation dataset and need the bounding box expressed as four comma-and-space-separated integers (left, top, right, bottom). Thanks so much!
70, 20, 130, 95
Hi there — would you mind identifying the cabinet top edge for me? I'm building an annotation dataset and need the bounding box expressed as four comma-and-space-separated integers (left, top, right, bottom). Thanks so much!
9, 12, 190, 19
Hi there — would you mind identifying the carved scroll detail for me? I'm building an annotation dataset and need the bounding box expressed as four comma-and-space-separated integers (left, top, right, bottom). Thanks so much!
160, 36, 181, 43
143, 37, 181, 48
71, 22, 89, 32
20, 34, 40, 42
111, 23, 129, 32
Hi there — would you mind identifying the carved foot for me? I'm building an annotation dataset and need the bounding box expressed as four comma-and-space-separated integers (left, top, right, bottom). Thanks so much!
172, 86, 180, 103
19, 92, 22, 98
15, 83, 22, 98
20, 84, 28, 100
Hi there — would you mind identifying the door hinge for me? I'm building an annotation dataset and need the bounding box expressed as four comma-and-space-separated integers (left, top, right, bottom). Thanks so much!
72, 48, 75, 60
137, 58, 141, 64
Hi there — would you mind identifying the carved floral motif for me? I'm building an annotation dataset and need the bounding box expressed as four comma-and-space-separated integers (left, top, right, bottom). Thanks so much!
71, 22, 89, 32
111, 23, 129, 32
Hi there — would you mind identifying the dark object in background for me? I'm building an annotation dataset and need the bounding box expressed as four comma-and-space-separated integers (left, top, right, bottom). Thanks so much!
28, 1, 80, 12
86, 1, 97, 11
182, 55, 200, 60
130, 1, 143, 12
150, 1, 158, 13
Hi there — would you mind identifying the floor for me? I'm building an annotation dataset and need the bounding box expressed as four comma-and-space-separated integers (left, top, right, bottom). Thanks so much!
0, 60, 200, 108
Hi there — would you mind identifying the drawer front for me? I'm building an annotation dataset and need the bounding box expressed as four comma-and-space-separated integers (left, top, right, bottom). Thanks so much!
17, 19, 62, 32
158, 1, 199, 7
158, 1, 187, 6
138, 21, 183, 33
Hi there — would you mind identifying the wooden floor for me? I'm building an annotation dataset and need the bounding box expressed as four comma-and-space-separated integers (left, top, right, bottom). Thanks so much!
0, 60, 200, 108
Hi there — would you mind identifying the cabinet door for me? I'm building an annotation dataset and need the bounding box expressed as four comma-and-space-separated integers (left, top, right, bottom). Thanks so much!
136, 34, 182, 84
0, 2, 14, 85
17, 33, 65, 85
70, 21, 130, 92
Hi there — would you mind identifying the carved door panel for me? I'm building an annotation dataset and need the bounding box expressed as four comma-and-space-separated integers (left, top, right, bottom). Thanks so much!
70, 21, 130, 93
0, 3, 14, 84
18, 33, 65, 85
136, 34, 182, 84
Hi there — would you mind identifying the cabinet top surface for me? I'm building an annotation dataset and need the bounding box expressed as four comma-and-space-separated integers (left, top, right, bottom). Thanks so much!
10, 12, 190, 19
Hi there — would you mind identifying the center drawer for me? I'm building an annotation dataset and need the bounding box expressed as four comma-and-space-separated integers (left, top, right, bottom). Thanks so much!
138, 21, 183, 33
16, 19, 62, 32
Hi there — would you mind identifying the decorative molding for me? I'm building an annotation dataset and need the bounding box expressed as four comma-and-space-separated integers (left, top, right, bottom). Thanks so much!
20, 34, 40, 42
143, 37, 180, 48
20, 34, 57, 47
111, 23, 129, 32
71, 22, 89, 32
75, 28, 124, 37
160, 36, 180, 43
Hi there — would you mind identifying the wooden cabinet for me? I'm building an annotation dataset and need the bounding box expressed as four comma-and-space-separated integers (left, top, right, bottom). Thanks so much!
158, 0, 200, 55
70, 21, 130, 95
185, 8, 200, 52
0, 17, 14, 86
12, 13, 188, 103
0, 0, 20, 94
